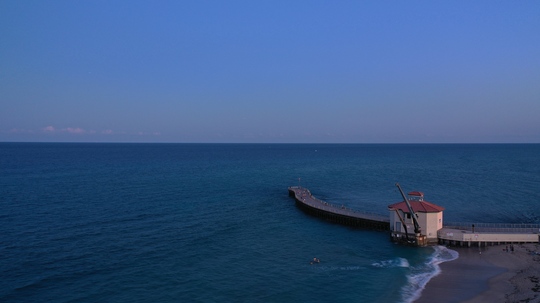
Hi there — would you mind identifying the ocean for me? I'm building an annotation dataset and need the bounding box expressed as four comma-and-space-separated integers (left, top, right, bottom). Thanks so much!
1, 143, 539, 302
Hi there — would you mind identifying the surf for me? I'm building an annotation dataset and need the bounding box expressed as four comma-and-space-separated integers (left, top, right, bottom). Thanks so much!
400, 246, 459, 303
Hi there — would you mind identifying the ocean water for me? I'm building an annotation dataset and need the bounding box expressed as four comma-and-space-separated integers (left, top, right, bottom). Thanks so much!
1, 143, 538, 302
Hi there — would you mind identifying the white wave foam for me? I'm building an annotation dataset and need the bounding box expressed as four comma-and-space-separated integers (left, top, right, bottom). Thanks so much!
398, 257, 410, 268
372, 257, 410, 268
401, 246, 459, 303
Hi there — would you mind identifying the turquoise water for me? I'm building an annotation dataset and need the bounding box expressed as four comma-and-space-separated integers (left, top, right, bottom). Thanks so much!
1, 143, 538, 302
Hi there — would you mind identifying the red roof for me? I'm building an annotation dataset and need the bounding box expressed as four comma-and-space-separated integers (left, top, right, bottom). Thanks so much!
388, 200, 444, 213
408, 191, 424, 197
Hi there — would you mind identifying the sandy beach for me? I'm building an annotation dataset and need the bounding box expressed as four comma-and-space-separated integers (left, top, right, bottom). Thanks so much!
416, 243, 540, 303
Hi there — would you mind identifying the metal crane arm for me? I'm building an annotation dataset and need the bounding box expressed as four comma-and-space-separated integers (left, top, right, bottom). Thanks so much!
396, 183, 421, 234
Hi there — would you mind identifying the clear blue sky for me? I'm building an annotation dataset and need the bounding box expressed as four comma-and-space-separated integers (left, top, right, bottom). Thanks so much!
1, 1, 539, 143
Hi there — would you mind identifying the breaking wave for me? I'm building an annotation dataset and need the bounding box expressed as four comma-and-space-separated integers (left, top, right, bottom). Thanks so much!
371, 257, 410, 268
400, 246, 459, 303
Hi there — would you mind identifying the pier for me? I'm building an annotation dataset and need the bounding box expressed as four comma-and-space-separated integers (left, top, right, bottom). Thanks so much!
288, 186, 390, 230
289, 186, 540, 247
437, 223, 540, 247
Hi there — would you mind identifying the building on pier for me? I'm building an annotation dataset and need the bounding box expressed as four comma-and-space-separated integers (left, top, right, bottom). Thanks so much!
388, 190, 444, 245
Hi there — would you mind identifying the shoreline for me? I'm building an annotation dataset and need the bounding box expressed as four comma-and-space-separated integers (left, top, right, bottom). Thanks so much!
415, 243, 540, 303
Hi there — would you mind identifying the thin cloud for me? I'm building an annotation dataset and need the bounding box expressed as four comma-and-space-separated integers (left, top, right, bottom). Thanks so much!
30, 126, 161, 138
5, 128, 34, 134
41, 126, 85, 134
136, 131, 162, 136
66, 127, 85, 134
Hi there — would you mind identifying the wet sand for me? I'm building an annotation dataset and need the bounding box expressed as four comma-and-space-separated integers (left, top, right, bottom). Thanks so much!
416, 243, 540, 303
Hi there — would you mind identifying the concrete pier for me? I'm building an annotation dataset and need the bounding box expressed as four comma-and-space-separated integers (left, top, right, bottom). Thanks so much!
288, 186, 390, 230
437, 226, 540, 247
289, 186, 540, 246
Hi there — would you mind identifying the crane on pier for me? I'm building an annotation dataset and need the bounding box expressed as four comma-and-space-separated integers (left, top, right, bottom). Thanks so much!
395, 183, 422, 235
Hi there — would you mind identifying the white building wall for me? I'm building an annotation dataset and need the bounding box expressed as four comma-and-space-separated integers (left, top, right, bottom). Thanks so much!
424, 212, 442, 240
389, 209, 416, 234
389, 210, 443, 241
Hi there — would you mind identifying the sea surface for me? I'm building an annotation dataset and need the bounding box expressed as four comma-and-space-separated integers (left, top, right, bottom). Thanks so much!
1, 143, 539, 302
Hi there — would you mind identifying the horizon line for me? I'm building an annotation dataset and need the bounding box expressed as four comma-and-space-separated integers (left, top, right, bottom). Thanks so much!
1, 141, 539, 145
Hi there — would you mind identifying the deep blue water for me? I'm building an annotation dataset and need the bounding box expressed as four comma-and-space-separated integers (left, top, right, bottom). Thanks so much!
1, 143, 539, 302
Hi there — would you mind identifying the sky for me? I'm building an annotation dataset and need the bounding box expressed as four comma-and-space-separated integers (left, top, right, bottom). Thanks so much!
1, 1, 539, 143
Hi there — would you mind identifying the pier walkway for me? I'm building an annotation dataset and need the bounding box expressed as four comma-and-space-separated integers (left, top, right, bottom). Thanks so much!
438, 222, 540, 247
289, 186, 539, 247
288, 186, 389, 230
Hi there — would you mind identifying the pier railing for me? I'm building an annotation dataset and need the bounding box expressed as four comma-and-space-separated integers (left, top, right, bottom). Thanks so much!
309, 194, 389, 222
289, 186, 389, 223
444, 222, 540, 234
